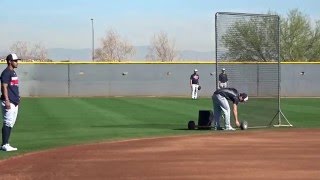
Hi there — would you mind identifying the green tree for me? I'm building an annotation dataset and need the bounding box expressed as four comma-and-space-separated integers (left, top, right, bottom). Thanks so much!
280, 9, 313, 61
221, 14, 279, 62
305, 21, 320, 61
220, 9, 320, 62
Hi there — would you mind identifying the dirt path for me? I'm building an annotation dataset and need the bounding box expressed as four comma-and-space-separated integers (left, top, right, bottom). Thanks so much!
1, 129, 320, 180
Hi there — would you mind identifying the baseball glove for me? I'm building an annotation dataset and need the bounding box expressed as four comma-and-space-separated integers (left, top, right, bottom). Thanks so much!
198, 86, 201, 90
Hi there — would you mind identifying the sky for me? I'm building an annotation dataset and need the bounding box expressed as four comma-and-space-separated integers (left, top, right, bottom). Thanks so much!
1, 0, 320, 52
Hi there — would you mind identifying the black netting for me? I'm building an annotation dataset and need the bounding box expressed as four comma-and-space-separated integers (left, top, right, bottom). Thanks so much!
215, 12, 281, 127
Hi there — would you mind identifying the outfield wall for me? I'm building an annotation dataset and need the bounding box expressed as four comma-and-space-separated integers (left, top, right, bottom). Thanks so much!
0, 62, 318, 97
281, 63, 319, 97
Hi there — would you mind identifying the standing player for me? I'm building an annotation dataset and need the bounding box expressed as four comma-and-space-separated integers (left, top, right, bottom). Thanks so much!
218, 68, 228, 89
212, 87, 248, 131
1, 53, 21, 151
190, 69, 200, 99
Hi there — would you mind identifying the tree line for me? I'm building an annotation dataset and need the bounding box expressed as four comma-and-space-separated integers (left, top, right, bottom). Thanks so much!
3, 30, 177, 62
3, 41, 51, 62
220, 9, 320, 62
4, 9, 319, 62
94, 30, 177, 62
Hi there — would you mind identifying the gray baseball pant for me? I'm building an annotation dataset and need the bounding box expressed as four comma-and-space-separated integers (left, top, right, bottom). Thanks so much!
212, 94, 231, 128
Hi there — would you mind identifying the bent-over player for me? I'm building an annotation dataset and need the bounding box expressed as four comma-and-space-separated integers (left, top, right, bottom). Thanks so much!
212, 87, 248, 131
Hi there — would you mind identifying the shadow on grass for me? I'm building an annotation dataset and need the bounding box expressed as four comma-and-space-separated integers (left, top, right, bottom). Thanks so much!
91, 124, 214, 131
172, 128, 213, 131
172, 128, 189, 130
91, 124, 187, 130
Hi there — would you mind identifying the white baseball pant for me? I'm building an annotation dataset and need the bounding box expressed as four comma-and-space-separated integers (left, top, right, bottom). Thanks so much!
191, 84, 199, 99
1, 101, 19, 128
219, 82, 227, 89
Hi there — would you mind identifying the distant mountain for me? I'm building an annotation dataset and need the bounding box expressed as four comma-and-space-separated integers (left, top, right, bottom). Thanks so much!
47, 46, 153, 61
1, 47, 215, 62
132, 46, 151, 60
48, 48, 92, 61
179, 50, 214, 61
0, 50, 9, 59
133, 46, 215, 61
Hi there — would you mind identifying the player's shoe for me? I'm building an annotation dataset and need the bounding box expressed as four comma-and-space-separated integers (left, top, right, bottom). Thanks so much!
1, 144, 17, 151
225, 126, 236, 131
214, 126, 224, 130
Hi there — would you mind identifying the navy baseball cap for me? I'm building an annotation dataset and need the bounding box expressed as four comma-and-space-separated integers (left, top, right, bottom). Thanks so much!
240, 93, 248, 102
6, 53, 21, 62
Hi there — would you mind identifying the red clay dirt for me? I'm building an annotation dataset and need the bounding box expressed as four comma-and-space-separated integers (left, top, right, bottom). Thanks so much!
0, 129, 320, 180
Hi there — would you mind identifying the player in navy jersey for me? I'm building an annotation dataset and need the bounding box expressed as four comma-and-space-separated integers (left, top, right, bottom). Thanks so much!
190, 69, 200, 99
218, 68, 228, 89
1, 53, 21, 151
212, 88, 248, 131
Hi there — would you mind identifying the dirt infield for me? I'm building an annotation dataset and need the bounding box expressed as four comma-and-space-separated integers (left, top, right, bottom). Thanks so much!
1, 129, 320, 180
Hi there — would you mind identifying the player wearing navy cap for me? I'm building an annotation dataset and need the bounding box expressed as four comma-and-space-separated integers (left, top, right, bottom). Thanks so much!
218, 68, 228, 89
212, 88, 248, 131
1, 53, 21, 151
190, 69, 200, 99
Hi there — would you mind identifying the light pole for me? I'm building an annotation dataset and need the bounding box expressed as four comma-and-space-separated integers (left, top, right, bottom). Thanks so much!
91, 18, 95, 61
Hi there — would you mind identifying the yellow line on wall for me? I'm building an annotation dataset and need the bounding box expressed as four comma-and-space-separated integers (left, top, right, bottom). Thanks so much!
1, 61, 320, 64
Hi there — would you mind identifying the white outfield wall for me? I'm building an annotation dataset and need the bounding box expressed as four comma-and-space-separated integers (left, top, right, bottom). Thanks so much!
0, 62, 318, 97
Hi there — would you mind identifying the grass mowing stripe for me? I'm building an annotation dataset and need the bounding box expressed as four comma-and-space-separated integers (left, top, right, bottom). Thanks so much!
117, 98, 212, 122
281, 98, 320, 127
1, 98, 209, 159
71, 98, 142, 125
1, 97, 319, 160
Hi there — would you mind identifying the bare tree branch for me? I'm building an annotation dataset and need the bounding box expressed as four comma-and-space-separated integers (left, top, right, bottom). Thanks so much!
29, 42, 48, 61
9, 41, 49, 61
95, 29, 135, 62
10, 41, 29, 59
146, 31, 178, 62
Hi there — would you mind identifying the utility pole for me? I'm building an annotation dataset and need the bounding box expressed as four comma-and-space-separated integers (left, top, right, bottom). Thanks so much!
91, 18, 95, 61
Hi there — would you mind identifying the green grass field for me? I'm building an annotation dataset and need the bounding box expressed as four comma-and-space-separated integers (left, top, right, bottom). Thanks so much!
0, 97, 319, 159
